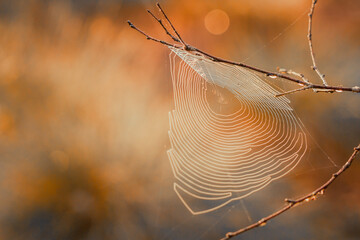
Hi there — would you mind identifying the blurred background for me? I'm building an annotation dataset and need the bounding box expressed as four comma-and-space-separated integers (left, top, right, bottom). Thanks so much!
0, 0, 359, 239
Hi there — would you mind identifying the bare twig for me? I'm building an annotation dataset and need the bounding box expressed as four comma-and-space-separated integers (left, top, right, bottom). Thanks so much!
147, 9, 180, 43
277, 67, 310, 83
308, 0, 328, 86
221, 144, 360, 240
127, 2, 360, 239
127, 3, 360, 94
277, 67, 334, 93
127, 20, 180, 48
275, 85, 312, 97
156, 3, 188, 48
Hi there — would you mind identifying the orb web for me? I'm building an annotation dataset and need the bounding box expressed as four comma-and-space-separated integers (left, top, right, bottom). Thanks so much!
167, 47, 307, 215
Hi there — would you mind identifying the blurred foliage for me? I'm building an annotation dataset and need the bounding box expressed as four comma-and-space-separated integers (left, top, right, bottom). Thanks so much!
0, 0, 359, 239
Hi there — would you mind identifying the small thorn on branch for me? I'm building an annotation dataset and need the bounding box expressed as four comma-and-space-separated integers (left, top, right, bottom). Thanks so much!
352, 86, 360, 93
259, 221, 267, 227
285, 198, 296, 204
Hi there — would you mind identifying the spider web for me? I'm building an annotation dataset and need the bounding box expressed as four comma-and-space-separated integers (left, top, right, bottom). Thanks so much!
167, 47, 307, 215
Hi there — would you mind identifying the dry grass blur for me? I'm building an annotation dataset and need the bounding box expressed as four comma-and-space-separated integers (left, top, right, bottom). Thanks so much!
0, 0, 359, 239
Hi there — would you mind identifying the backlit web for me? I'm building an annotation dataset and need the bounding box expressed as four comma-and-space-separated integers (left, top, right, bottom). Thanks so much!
167, 47, 307, 215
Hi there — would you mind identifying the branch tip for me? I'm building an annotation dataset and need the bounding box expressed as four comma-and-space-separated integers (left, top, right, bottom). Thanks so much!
352, 86, 360, 93
155, 2, 187, 46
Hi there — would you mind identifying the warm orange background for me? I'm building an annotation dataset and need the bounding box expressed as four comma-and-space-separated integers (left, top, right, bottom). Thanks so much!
0, 0, 359, 239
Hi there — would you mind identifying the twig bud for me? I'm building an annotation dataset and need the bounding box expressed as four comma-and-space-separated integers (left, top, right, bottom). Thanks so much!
352, 86, 360, 92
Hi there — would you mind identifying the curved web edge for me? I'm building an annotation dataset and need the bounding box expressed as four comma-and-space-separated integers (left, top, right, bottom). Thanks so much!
167, 48, 308, 214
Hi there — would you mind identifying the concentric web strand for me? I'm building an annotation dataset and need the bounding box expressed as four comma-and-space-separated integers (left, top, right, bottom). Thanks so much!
167, 47, 307, 215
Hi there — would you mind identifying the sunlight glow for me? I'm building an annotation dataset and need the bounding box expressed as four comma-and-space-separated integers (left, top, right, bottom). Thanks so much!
204, 9, 230, 35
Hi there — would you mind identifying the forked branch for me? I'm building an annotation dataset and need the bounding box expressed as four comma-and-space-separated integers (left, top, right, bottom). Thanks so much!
127, 3, 360, 95
127, 1, 360, 239
221, 144, 360, 240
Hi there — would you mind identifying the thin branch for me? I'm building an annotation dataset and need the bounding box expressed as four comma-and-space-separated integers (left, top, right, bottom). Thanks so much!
277, 67, 334, 93
156, 3, 188, 48
308, 0, 328, 86
187, 48, 359, 93
127, 4, 360, 94
147, 9, 180, 43
278, 67, 310, 83
127, 20, 181, 49
275, 85, 312, 97
221, 144, 360, 240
